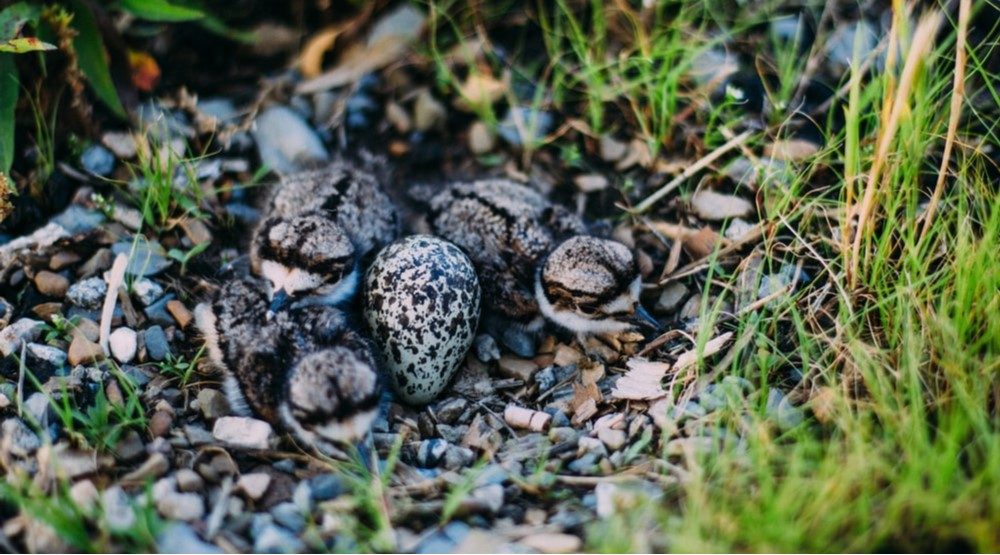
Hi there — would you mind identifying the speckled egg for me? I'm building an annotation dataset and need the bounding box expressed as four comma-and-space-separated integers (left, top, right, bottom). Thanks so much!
363, 235, 481, 405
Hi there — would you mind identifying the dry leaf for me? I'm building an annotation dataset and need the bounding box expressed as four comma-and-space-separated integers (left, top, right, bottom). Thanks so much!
672, 332, 733, 371
299, 25, 345, 79
690, 190, 754, 221
127, 50, 160, 92
764, 138, 820, 162
682, 226, 724, 259
612, 359, 671, 400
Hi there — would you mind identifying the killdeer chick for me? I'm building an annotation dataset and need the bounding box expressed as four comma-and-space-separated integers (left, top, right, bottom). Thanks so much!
426, 178, 655, 354
536, 235, 658, 347
264, 159, 399, 258
193, 276, 270, 378
250, 212, 360, 314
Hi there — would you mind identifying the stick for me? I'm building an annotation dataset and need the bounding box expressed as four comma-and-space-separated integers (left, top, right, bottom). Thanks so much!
100, 254, 129, 356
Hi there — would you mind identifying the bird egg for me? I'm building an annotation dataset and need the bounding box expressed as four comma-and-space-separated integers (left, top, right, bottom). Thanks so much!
363, 235, 481, 405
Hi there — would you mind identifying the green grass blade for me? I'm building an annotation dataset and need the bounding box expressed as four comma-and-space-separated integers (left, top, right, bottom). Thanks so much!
120, 0, 205, 22
0, 53, 17, 175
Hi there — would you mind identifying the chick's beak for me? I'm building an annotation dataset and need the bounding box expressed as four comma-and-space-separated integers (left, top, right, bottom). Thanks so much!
629, 304, 660, 331
267, 289, 292, 320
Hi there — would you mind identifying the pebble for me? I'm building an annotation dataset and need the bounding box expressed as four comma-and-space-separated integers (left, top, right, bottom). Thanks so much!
444, 445, 476, 469
69, 479, 100, 512
109, 327, 138, 363
112, 241, 172, 277
122, 452, 170, 482
131, 278, 164, 306
68, 334, 104, 365
23, 393, 50, 425
156, 522, 222, 554
597, 428, 628, 451
292, 480, 312, 513
80, 144, 115, 175
101, 486, 137, 532
34, 271, 69, 298
416, 521, 470, 554
574, 174, 609, 193
113, 430, 145, 462
655, 282, 689, 314
78, 248, 112, 278
178, 219, 212, 246
153, 478, 205, 521
144, 294, 177, 327
2, 417, 41, 457
143, 325, 170, 361
253, 105, 329, 174
175, 469, 204, 492
520, 533, 582, 554
66, 277, 107, 309
767, 388, 805, 431
472, 483, 504, 513
102, 131, 138, 159
0, 318, 43, 356
48, 251, 81, 270
270, 502, 304, 532
433, 397, 469, 424
25, 342, 67, 370
149, 410, 173, 437
197, 388, 229, 420
253, 524, 304, 554
497, 355, 537, 382
237, 472, 272, 501
413, 89, 447, 132
213, 417, 274, 450
309, 473, 343, 502
417, 438, 449, 467
0, 296, 12, 328
51, 205, 105, 235
473, 333, 500, 362
725, 218, 756, 241
498, 107, 553, 147
468, 121, 496, 154
385, 101, 412, 133
690, 189, 754, 220
166, 300, 193, 328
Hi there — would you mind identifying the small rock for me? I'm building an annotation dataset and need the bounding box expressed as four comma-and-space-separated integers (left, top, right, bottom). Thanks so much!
443, 445, 476, 469
101, 486, 137, 532
178, 219, 212, 246
690, 190, 754, 220
102, 131, 138, 159
471, 483, 504, 513
66, 277, 107, 309
468, 121, 496, 154
112, 241, 172, 277
416, 521, 470, 553
724, 218, 756, 241
417, 438, 449, 467
69, 479, 100, 512
2, 417, 41, 457
113, 430, 145, 462
48, 251, 81, 270
413, 89, 447, 132
535, 366, 557, 392
574, 174, 609, 193
149, 410, 173, 438
78, 248, 113, 278
0, 318, 43, 356
109, 327, 138, 363
764, 138, 820, 162
497, 355, 537, 382
68, 334, 104, 366
175, 469, 204, 492
153, 478, 205, 522
166, 300, 193, 329
144, 294, 177, 327
0, 296, 13, 328
197, 389, 229, 420
157, 522, 222, 554
237, 472, 272, 501
143, 325, 170, 361
270, 502, 304, 532
80, 144, 115, 176
309, 473, 343, 502
655, 282, 689, 314
253, 524, 304, 554
122, 452, 170, 483
25, 343, 67, 370
473, 333, 500, 362
385, 101, 412, 133
599, 135, 628, 162
520, 533, 582, 554
597, 428, 627, 451
498, 106, 553, 147
131, 278, 164, 306
433, 397, 469, 424
34, 271, 69, 298
253, 106, 329, 175
23, 393, 50, 425
213, 417, 274, 450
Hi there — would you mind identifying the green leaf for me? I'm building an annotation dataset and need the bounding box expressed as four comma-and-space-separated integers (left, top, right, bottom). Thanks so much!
0, 37, 56, 53
0, 53, 17, 175
0, 2, 42, 41
68, 0, 126, 119
120, 0, 204, 22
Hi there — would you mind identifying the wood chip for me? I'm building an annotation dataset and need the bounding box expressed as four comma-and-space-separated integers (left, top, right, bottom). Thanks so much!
504, 405, 551, 432
611, 359, 671, 400
166, 300, 193, 329
520, 533, 582, 554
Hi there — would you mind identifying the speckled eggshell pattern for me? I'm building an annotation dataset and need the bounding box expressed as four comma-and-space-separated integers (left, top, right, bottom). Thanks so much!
363, 235, 481, 405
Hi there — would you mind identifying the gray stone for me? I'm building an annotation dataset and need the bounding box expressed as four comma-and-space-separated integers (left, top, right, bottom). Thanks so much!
237, 472, 271, 501
417, 438, 448, 467
416, 521, 470, 554
80, 144, 115, 176
112, 241, 172, 277
175, 469, 204, 492
143, 325, 170, 362
0, 296, 12, 328
473, 333, 500, 362
535, 366, 557, 392
309, 473, 343, 502
113, 430, 145, 462
197, 388, 229, 420
434, 397, 468, 425
270, 502, 304, 533
25, 343, 67, 370
213, 417, 274, 450
109, 327, 138, 364
253, 524, 305, 554
471, 483, 504, 513
0, 318, 43, 356
252, 106, 329, 175
131, 278, 164, 307
101, 486, 136, 532
66, 277, 107, 310
153, 478, 205, 521
157, 522, 222, 554
2, 417, 40, 457
292, 480, 312, 513
655, 282, 689, 314
23, 392, 51, 426
498, 107, 553, 147
443, 445, 476, 470
50, 205, 105, 235
144, 293, 177, 327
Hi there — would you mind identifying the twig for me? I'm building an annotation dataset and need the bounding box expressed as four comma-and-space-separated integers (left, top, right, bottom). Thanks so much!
100, 254, 129, 356
630, 129, 754, 214
920, 0, 970, 242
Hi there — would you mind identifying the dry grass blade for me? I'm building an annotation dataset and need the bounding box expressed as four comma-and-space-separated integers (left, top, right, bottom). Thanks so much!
849, 9, 943, 288
920, 0, 970, 242
99, 254, 129, 356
